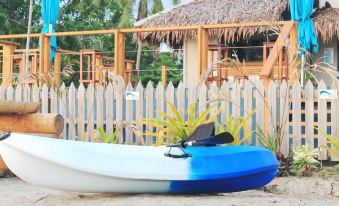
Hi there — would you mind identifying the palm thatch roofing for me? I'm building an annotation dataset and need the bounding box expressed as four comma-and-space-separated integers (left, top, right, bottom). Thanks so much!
134, 0, 288, 44
313, 7, 339, 42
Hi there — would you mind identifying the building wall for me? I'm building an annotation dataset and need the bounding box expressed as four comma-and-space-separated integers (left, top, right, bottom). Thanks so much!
183, 38, 218, 87
314, 38, 339, 84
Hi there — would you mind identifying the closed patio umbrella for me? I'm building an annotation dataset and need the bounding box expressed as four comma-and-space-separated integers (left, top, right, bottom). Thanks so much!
290, 0, 318, 53
290, 0, 318, 85
41, 0, 59, 62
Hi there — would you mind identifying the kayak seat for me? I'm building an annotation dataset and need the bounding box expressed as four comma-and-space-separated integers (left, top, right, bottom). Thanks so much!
185, 122, 215, 142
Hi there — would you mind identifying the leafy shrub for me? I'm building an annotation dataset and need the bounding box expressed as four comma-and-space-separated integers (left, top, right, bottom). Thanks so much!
136, 101, 221, 144
215, 110, 255, 145
292, 145, 319, 177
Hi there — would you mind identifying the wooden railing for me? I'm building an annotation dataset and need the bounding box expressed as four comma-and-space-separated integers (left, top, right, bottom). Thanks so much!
0, 21, 296, 87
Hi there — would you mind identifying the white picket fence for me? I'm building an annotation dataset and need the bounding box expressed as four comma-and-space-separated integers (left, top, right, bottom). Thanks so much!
0, 79, 338, 161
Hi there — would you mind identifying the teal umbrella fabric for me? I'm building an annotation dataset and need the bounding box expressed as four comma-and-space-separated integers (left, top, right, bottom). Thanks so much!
41, 0, 59, 61
290, 0, 318, 53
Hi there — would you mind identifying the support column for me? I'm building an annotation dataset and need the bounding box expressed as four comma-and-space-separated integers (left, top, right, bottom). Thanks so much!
161, 65, 167, 86
197, 26, 208, 75
43, 35, 51, 74
54, 52, 61, 87
114, 30, 125, 79
288, 22, 298, 83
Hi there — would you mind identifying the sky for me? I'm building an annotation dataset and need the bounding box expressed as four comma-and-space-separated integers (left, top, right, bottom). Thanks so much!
133, 0, 189, 17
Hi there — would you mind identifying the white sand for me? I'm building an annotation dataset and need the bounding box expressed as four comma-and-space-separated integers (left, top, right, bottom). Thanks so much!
0, 177, 338, 206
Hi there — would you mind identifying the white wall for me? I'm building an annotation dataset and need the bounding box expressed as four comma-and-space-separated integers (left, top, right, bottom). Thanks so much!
183, 38, 218, 87
314, 38, 339, 84
319, 0, 339, 8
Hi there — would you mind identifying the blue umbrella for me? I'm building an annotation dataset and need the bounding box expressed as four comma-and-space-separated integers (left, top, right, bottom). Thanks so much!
41, 0, 60, 62
290, 0, 318, 53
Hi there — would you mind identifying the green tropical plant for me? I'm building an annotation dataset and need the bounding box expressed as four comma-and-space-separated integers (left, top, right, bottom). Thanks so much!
215, 110, 256, 145
96, 125, 122, 144
136, 101, 221, 144
256, 127, 280, 153
292, 145, 319, 177
317, 129, 339, 158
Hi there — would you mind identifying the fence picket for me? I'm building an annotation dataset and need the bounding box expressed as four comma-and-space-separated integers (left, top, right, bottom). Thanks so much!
86, 84, 95, 141
292, 81, 301, 148
0, 87, 5, 100
23, 85, 30, 102
15, 85, 22, 102
41, 84, 49, 113
198, 83, 207, 116
50, 88, 58, 113
280, 81, 290, 156
332, 82, 339, 161
125, 83, 134, 144
77, 83, 85, 140
176, 82, 185, 117
268, 81, 277, 136
220, 81, 229, 123
135, 82, 144, 145
254, 78, 264, 146
59, 84, 67, 139
145, 82, 154, 145
155, 82, 165, 144
305, 80, 314, 149
68, 83, 76, 140
318, 80, 327, 160
243, 79, 253, 145
105, 83, 114, 138
6, 85, 13, 101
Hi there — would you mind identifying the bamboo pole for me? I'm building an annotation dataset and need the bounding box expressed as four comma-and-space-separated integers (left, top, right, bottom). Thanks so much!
0, 113, 64, 135
0, 101, 41, 114
197, 26, 208, 75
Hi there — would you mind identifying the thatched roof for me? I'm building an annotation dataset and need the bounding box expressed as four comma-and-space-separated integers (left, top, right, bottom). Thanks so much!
313, 7, 339, 42
134, 0, 288, 44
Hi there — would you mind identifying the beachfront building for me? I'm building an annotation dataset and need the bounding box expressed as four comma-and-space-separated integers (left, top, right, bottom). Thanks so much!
135, 0, 339, 87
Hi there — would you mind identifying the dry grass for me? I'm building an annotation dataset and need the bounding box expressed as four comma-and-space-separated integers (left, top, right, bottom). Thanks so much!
134, 0, 288, 44
313, 7, 339, 43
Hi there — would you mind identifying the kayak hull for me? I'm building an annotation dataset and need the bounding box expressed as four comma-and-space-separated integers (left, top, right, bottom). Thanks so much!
0, 133, 279, 193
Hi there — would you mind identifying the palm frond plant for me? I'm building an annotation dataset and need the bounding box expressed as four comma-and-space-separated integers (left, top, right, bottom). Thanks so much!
95, 125, 122, 144
215, 109, 256, 145
291, 145, 319, 177
317, 128, 339, 158
135, 101, 221, 144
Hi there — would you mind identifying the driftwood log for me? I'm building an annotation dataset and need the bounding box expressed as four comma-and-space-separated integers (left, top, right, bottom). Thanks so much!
0, 100, 41, 114
0, 113, 64, 135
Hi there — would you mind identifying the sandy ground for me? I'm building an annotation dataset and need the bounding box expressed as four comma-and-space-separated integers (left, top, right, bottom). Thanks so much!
0, 177, 338, 206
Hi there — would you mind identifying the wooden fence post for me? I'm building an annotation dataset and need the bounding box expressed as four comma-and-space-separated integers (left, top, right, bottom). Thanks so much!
161, 65, 167, 86
54, 52, 61, 87
114, 30, 125, 79
42, 35, 51, 74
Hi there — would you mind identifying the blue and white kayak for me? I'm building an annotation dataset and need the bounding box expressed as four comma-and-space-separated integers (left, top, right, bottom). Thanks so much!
0, 133, 279, 194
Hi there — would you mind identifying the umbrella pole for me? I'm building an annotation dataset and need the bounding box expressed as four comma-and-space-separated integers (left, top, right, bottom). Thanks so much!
301, 54, 305, 87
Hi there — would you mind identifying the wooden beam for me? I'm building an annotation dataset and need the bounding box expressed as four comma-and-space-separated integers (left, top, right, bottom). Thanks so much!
260, 21, 295, 78
1, 44, 16, 87
197, 26, 209, 75
114, 30, 125, 78
0, 21, 288, 39
54, 53, 61, 87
